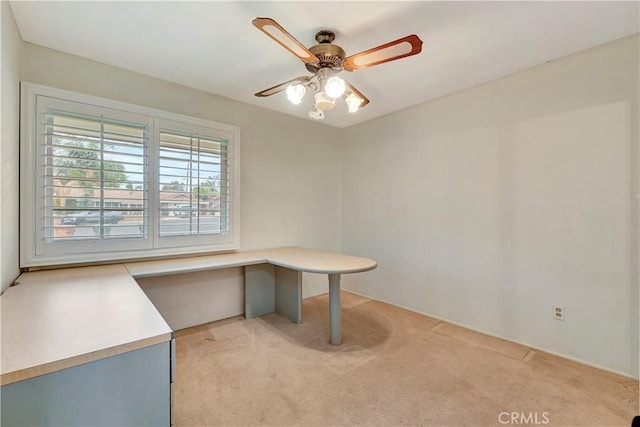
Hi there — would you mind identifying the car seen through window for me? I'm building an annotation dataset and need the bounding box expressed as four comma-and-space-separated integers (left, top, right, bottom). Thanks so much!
61, 211, 124, 225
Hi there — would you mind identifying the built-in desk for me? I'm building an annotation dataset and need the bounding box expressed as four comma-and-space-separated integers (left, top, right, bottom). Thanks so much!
1, 247, 376, 426
248, 247, 377, 345
1, 265, 174, 426
125, 247, 377, 345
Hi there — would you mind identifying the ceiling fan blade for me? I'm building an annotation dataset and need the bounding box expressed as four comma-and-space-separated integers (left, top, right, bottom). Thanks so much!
344, 81, 370, 107
342, 34, 423, 71
253, 17, 319, 64
255, 76, 312, 97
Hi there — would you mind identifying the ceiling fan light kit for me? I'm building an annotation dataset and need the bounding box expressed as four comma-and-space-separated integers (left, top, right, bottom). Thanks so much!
324, 75, 346, 99
314, 91, 336, 111
308, 108, 325, 120
285, 83, 306, 105
345, 92, 364, 113
252, 17, 423, 121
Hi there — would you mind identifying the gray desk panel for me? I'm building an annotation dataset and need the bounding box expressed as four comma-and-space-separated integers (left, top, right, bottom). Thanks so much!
1, 342, 170, 427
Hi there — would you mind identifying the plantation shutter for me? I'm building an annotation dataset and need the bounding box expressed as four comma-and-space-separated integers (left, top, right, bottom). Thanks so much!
158, 130, 230, 237
23, 85, 239, 267
42, 111, 148, 242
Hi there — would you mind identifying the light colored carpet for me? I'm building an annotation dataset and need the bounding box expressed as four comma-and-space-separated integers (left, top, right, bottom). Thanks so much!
174, 291, 638, 426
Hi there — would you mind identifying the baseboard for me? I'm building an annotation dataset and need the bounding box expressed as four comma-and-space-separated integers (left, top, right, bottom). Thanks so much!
342, 288, 639, 381
302, 289, 328, 299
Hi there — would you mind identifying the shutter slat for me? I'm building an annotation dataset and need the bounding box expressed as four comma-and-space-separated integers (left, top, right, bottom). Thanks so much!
44, 111, 149, 242
158, 130, 230, 237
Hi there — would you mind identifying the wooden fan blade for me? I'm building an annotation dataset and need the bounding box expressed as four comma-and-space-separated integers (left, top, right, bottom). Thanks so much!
343, 81, 370, 108
343, 34, 423, 71
255, 76, 312, 97
253, 17, 319, 64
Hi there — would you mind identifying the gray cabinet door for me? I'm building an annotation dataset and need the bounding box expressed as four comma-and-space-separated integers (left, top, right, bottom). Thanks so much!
1, 342, 170, 427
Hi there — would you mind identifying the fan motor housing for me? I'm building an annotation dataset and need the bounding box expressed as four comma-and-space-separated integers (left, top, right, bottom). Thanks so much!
306, 30, 346, 73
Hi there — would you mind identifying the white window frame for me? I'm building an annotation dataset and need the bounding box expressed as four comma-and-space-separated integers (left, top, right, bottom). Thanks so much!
155, 118, 236, 248
20, 83, 240, 267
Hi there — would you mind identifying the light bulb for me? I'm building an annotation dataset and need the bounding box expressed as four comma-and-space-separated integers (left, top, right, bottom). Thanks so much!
345, 92, 363, 113
286, 84, 306, 105
324, 76, 346, 99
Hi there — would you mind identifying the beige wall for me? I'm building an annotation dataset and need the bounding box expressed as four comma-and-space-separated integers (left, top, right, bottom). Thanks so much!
1, 2, 22, 293
19, 42, 343, 319
136, 268, 245, 331
340, 35, 639, 378
7, 23, 639, 376
21, 42, 342, 257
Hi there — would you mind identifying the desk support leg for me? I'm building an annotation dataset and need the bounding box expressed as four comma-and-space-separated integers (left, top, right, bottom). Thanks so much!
275, 266, 302, 324
245, 264, 275, 319
329, 273, 342, 345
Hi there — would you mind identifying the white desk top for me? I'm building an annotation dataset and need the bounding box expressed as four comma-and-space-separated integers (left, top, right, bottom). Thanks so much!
1, 265, 172, 385
124, 251, 266, 278
258, 247, 377, 274
1, 247, 375, 385
125, 247, 377, 278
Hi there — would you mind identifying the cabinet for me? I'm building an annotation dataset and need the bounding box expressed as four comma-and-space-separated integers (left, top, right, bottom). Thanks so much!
0, 265, 173, 426
1, 342, 172, 426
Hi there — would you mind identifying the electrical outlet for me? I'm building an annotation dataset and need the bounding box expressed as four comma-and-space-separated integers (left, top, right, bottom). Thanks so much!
553, 306, 565, 321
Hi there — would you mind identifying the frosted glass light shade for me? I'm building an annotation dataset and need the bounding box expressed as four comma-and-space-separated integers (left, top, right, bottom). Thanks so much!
286, 84, 306, 105
308, 108, 325, 120
314, 92, 335, 111
345, 92, 364, 113
324, 76, 346, 99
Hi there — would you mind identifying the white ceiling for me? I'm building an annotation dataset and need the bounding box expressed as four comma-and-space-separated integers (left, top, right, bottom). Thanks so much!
9, 1, 639, 128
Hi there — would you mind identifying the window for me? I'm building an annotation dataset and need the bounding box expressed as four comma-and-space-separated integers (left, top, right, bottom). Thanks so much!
158, 123, 229, 239
21, 83, 240, 267
44, 111, 148, 242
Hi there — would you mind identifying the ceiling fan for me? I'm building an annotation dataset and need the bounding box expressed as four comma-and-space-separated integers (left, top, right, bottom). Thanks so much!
252, 18, 423, 120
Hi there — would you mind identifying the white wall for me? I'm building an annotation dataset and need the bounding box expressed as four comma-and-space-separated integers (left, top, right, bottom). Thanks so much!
20, 42, 342, 325
0, 2, 22, 294
135, 268, 244, 330
11, 30, 640, 377
340, 35, 639, 378
20, 43, 342, 258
